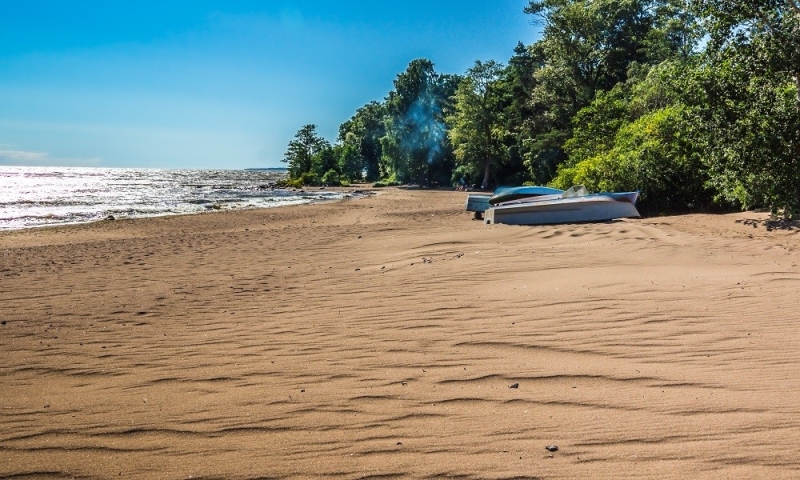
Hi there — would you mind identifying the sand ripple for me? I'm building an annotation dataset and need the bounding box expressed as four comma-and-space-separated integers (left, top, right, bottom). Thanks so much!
2, 189, 800, 478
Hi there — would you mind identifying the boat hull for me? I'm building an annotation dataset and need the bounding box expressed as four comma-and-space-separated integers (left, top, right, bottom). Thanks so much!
465, 194, 492, 213
485, 195, 640, 225
489, 186, 564, 205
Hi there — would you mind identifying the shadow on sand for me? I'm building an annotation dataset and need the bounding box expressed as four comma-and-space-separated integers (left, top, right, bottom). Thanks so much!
736, 217, 800, 231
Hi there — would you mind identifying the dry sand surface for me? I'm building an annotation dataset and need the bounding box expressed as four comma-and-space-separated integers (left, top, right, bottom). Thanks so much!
2, 187, 800, 479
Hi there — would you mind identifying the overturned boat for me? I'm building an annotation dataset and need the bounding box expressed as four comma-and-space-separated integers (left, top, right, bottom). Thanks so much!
484, 185, 640, 225
466, 186, 563, 219
489, 185, 565, 205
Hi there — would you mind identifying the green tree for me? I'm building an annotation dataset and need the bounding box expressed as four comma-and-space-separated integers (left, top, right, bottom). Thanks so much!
522, 0, 695, 182
338, 139, 363, 182
381, 59, 456, 185
496, 43, 541, 185
283, 124, 328, 180
447, 60, 507, 190
642, 0, 703, 62
525, 0, 656, 95
338, 101, 386, 181
311, 142, 337, 182
689, 0, 800, 217
552, 60, 712, 212
429, 73, 461, 186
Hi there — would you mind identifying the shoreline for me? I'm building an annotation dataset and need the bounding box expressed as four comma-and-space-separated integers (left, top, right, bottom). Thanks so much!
0, 166, 335, 233
2, 188, 800, 478
0, 184, 376, 235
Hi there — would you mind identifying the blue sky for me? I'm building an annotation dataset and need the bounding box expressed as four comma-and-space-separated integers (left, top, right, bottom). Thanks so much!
0, 1, 539, 169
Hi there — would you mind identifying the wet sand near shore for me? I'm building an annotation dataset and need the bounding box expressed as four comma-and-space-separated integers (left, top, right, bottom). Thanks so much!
2, 188, 800, 479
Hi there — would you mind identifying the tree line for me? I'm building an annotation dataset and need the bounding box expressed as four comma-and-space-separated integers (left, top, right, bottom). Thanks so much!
283, 0, 799, 218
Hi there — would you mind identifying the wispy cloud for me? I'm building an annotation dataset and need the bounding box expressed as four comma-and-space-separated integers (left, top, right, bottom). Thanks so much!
0, 148, 102, 167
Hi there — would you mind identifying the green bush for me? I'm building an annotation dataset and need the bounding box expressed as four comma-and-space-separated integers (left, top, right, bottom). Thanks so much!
302, 172, 318, 185
281, 178, 304, 189
551, 106, 710, 212
373, 173, 402, 188
321, 169, 341, 186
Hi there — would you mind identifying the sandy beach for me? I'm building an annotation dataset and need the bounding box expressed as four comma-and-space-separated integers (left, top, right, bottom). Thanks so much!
2, 187, 800, 479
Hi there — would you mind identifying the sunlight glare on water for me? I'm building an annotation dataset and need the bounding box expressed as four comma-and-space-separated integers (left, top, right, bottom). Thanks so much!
0, 166, 343, 230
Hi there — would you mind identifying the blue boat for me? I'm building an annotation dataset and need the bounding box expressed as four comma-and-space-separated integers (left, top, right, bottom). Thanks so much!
489, 186, 564, 205
465, 185, 565, 219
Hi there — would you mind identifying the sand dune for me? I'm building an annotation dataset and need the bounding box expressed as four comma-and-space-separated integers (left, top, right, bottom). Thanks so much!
2, 188, 799, 479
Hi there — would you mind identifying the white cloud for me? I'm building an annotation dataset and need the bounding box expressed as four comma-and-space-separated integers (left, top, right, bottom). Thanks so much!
0, 149, 47, 161
0, 149, 102, 167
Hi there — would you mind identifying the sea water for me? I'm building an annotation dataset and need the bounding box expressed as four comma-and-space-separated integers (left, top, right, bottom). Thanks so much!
0, 166, 348, 231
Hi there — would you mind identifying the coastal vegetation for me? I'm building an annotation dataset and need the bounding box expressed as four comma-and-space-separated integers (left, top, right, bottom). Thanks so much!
283, 0, 800, 219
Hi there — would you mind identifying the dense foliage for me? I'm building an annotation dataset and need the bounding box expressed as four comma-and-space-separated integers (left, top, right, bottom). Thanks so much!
283, 0, 800, 218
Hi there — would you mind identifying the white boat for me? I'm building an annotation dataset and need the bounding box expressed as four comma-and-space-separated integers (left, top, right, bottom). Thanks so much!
484, 186, 640, 225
